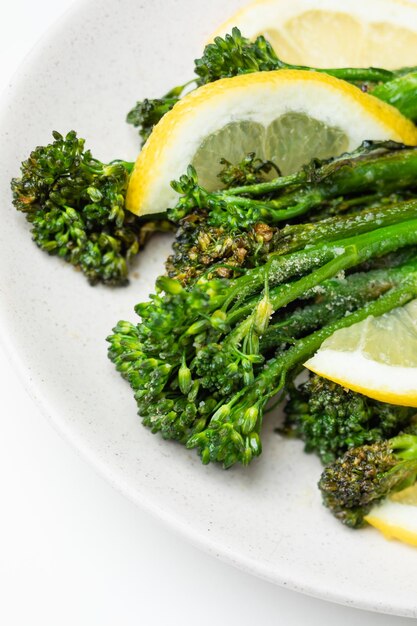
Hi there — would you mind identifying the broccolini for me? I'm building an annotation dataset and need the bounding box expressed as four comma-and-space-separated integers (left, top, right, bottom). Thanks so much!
284, 374, 416, 464
319, 428, 417, 528
108, 217, 417, 467
11, 131, 171, 286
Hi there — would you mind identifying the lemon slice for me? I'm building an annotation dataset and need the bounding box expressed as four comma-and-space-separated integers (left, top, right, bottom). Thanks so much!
304, 299, 417, 407
211, 0, 417, 69
126, 70, 417, 216
365, 483, 417, 547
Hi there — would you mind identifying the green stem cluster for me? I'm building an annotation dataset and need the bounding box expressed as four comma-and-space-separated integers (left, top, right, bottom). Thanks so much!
108, 215, 417, 468
11, 131, 172, 285
169, 142, 417, 229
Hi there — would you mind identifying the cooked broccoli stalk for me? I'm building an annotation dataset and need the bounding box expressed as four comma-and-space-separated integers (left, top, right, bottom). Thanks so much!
187, 286, 417, 467
372, 71, 417, 122
283, 374, 416, 464
11, 131, 172, 286
127, 28, 417, 143
108, 215, 417, 467
261, 259, 417, 351
99, 141, 417, 468
166, 145, 417, 286
167, 200, 417, 284
169, 142, 417, 229
319, 428, 417, 528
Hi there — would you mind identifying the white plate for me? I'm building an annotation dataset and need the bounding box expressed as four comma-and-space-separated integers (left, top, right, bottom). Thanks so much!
1, 0, 416, 617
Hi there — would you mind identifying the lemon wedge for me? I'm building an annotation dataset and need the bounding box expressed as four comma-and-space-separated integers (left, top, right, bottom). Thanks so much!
304, 299, 417, 407
365, 483, 417, 547
126, 70, 417, 216
211, 0, 417, 69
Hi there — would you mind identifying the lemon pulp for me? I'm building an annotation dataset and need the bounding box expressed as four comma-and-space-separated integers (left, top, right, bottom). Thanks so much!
211, 0, 417, 69
263, 11, 417, 68
305, 300, 417, 406
192, 112, 348, 189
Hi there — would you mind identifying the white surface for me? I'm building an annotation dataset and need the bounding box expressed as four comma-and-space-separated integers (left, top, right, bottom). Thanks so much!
0, 2, 415, 625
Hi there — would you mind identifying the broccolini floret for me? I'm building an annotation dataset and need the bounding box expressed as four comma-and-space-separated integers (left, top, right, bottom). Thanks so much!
319, 428, 417, 528
11, 130, 171, 286
126, 84, 192, 145
217, 152, 281, 188
284, 374, 415, 464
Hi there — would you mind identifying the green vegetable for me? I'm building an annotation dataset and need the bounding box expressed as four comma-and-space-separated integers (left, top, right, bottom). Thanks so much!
284, 373, 415, 464
217, 152, 282, 188
13, 138, 417, 287
193, 28, 397, 85
261, 258, 417, 349
166, 216, 278, 284
319, 427, 417, 528
107, 218, 417, 467
127, 28, 417, 143
372, 71, 417, 122
126, 83, 193, 145
169, 142, 417, 229
11, 130, 171, 285
187, 284, 417, 467
167, 199, 417, 284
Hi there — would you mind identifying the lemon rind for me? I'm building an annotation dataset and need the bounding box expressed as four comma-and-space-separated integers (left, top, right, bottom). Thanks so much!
365, 501, 417, 547
305, 349, 417, 407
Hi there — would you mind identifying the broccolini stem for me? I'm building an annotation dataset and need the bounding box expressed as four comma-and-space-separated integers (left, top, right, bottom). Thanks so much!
223, 171, 305, 196
170, 144, 417, 228
223, 220, 417, 357
390, 433, 417, 460
266, 281, 417, 385
194, 221, 417, 396
213, 141, 410, 198
274, 200, 417, 255
232, 217, 417, 310
260, 260, 417, 349
276, 63, 394, 85
226, 247, 359, 348
372, 71, 417, 122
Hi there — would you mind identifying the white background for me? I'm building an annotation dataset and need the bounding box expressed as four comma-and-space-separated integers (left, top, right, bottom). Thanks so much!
0, 1, 414, 624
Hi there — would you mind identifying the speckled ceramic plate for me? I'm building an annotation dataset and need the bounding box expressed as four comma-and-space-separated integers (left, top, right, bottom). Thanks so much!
1, 0, 416, 617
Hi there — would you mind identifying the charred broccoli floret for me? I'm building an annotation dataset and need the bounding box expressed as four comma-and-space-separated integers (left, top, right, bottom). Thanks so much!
165, 213, 278, 284
284, 374, 416, 464
11, 130, 171, 286
319, 429, 417, 528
